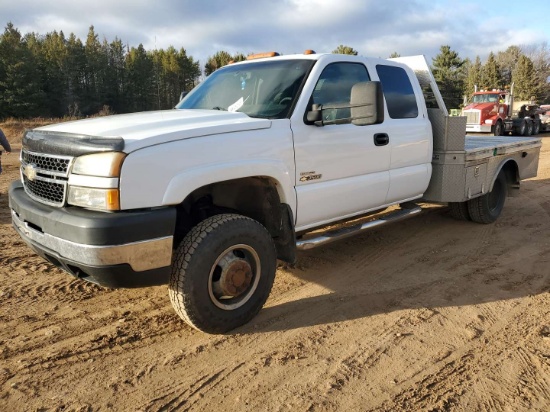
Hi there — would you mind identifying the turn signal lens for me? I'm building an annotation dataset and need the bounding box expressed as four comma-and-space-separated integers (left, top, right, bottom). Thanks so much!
68, 187, 120, 211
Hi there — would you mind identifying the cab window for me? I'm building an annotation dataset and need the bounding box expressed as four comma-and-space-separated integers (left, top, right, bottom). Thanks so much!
376, 65, 419, 119
311, 63, 370, 123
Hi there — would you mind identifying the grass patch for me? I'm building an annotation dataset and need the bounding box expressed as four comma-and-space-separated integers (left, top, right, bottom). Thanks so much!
0, 116, 81, 144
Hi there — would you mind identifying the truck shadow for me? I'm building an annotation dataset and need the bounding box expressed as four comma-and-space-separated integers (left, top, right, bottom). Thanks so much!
242, 178, 550, 333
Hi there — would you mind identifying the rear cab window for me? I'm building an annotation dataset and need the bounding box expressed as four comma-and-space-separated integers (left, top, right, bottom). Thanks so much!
375, 65, 419, 119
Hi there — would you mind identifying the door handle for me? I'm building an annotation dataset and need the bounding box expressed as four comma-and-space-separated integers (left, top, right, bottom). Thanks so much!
374, 133, 389, 146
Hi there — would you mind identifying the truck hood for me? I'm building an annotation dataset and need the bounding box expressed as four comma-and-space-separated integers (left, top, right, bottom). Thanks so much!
36, 109, 272, 153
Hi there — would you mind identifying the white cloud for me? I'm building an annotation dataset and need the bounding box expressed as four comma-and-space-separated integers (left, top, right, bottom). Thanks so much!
1, 0, 549, 67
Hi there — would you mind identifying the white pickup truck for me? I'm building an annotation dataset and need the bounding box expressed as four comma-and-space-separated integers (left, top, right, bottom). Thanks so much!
9, 53, 541, 333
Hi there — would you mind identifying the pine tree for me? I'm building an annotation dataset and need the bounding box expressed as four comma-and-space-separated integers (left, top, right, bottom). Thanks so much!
102, 38, 126, 113
83, 25, 106, 114
523, 42, 550, 102
0, 23, 44, 117
332, 45, 358, 55
66, 33, 86, 116
39, 30, 70, 117
496, 45, 522, 88
481, 52, 501, 89
512, 55, 538, 100
465, 56, 482, 96
431, 45, 465, 109
125, 44, 154, 112
204, 51, 233, 76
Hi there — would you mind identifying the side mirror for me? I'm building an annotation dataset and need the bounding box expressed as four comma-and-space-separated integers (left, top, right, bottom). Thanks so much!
350, 81, 384, 126
306, 104, 322, 123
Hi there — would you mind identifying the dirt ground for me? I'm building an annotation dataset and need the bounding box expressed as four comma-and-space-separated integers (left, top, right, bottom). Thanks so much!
1, 134, 549, 412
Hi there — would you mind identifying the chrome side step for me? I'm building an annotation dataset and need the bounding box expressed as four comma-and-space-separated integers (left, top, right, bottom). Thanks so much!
296, 204, 422, 250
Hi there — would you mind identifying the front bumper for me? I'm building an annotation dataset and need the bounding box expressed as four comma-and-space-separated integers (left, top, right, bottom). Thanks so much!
466, 124, 492, 133
9, 181, 176, 288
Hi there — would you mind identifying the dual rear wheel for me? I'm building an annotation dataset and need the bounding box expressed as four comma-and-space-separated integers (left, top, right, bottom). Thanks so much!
449, 172, 507, 224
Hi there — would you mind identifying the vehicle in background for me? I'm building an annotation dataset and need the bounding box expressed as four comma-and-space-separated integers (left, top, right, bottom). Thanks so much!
462, 88, 543, 136
538, 105, 550, 132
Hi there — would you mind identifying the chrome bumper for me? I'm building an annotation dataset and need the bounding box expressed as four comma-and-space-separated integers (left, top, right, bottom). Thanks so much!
466, 124, 492, 133
12, 209, 172, 272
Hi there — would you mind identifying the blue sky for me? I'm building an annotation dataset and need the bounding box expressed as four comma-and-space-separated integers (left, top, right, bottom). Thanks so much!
1, 0, 548, 68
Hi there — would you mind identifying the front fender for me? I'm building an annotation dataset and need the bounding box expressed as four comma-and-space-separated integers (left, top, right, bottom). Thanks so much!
162, 160, 296, 212
119, 121, 297, 213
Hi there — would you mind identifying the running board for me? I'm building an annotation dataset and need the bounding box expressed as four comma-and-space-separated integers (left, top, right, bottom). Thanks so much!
296, 204, 422, 250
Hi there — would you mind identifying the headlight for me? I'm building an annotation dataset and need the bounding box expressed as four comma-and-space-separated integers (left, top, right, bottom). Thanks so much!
72, 152, 126, 177
68, 187, 120, 211
68, 152, 126, 210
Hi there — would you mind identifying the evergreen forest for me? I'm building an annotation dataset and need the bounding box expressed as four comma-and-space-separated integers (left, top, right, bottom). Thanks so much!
1, 23, 549, 120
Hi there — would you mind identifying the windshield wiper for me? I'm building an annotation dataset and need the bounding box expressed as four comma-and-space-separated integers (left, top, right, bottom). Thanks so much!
211, 106, 227, 111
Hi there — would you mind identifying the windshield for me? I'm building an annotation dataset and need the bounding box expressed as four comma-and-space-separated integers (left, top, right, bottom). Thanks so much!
471, 93, 499, 103
176, 59, 315, 119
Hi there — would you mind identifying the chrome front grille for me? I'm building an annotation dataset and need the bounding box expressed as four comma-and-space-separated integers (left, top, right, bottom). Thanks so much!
23, 174, 66, 205
21, 150, 73, 207
464, 110, 480, 125
22, 151, 71, 174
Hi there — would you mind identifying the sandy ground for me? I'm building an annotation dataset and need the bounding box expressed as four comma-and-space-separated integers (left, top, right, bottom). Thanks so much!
1, 136, 549, 412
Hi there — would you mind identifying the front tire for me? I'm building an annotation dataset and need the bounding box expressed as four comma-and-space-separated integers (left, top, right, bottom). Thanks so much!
493, 120, 504, 136
467, 172, 507, 224
169, 214, 277, 334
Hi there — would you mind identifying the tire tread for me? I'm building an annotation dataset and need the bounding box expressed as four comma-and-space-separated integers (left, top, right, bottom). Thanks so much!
168, 214, 276, 333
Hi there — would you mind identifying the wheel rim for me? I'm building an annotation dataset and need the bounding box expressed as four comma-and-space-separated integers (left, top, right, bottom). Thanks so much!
208, 244, 261, 310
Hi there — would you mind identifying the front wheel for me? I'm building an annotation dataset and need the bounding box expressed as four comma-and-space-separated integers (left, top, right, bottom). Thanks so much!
467, 172, 507, 224
493, 120, 504, 136
169, 214, 277, 334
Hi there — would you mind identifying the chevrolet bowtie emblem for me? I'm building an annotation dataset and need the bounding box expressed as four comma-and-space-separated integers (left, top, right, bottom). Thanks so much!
24, 163, 38, 181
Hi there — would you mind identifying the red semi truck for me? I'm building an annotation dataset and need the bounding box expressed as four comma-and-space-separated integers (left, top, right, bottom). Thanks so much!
462, 89, 546, 136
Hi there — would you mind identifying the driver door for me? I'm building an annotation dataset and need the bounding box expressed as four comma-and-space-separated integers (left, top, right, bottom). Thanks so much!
291, 61, 391, 231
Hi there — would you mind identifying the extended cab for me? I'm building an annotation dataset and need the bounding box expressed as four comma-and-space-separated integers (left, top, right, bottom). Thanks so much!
9, 53, 541, 333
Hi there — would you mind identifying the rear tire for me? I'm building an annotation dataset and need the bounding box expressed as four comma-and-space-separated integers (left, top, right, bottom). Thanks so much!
526, 120, 534, 136
467, 172, 507, 224
449, 202, 471, 221
532, 120, 540, 135
516, 119, 527, 136
169, 214, 277, 334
